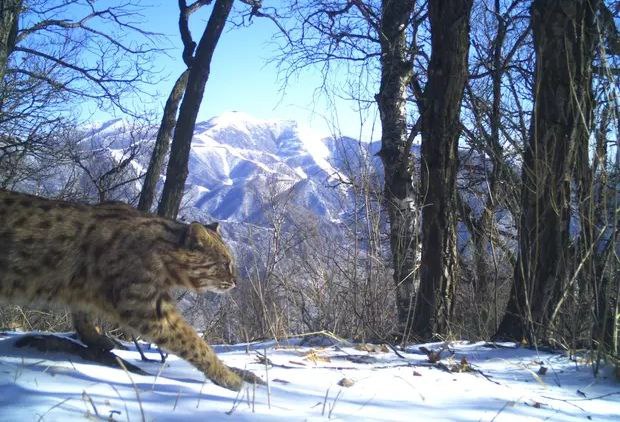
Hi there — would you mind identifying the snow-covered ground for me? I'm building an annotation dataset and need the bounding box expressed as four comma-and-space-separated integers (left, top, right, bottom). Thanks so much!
0, 332, 618, 421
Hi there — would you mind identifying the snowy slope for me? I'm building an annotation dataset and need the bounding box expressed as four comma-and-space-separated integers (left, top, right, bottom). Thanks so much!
183, 111, 357, 224
76, 112, 513, 253
0, 332, 618, 421
81, 112, 378, 227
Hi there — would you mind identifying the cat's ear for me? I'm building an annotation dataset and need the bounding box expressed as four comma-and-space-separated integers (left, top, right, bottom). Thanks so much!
184, 222, 205, 249
205, 222, 220, 234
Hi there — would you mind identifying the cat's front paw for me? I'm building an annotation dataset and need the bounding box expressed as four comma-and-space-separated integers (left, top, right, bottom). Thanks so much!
211, 370, 244, 391
78, 331, 120, 352
227, 366, 266, 386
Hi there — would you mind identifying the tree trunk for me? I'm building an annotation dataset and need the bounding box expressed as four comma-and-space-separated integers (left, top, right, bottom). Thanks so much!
375, 0, 417, 342
138, 70, 189, 212
158, 0, 233, 219
589, 106, 616, 356
412, 0, 472, 340
0, 0, 20, 82
495, 0, 598, 342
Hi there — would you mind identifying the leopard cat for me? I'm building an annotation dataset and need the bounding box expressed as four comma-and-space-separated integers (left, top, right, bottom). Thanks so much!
0, 189, 258, 390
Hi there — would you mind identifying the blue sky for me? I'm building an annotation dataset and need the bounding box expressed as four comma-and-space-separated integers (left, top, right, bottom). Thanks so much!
126, 1, 379, 140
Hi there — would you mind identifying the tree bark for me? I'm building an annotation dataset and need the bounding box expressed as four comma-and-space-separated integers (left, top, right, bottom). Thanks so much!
589, 107, 616, 354
412, 0, 473, 340
138, 70, 189, 212
0, 0, 20, 82
495, 0, 599, 342
375, 0, 417, 342
158, 0, 233, 219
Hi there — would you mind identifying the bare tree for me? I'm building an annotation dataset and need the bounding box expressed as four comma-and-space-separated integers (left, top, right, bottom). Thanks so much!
374, 0, 421, 343
138, 70, 189, 212
278, 0, 428, 342
157, 0, 235, 219
1, 0, 160, 190
495, 0, 602, 343
457, 0, 531, 336
0, 0, 20, 82
411, 0, 473, 340
71, 125, 150, 204
3, 0, 159, 122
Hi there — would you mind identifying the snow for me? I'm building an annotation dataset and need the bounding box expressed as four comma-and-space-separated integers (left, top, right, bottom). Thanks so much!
1, 332, 618, 421
162, 112, 348, 224
294, 122, 337, 180
44, 112, 373, 227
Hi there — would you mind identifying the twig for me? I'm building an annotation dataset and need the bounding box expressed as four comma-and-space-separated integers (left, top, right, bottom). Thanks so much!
521, 364, 547, 387
264, 347, 271, 409
328, 389, 343, 419
110, 384, 130, 422
321, 387, 331, 416
172, 387, 181, 411
37, 397, 72, 422
490, 398, 519, 422
115, 357, 146, 422
252, 380, 256, 413
435, 362, 454, 373
256, 351, 418, 370
386, 342, 407, 359
82, 390, 100, 418
541, 391, 620, 402
480, 342, 519, 349
151, 360, 167, 391
355, 393, 377, 412
393, 375, 426, 402
255, 351, 296, 368
256, 330, 351, 347
196, 375, 207, 409
540, 395, 587, 413
225, 384, 245, 416
469, 365, 502, 385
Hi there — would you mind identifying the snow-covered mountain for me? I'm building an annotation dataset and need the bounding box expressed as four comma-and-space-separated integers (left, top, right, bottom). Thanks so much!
85, 111, 381, 229
186, 112, 344, 223
67, 111, 520, 256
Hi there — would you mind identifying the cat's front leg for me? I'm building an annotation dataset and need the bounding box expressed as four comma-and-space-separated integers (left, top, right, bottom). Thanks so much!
119, 295, 258, 391
72, 310, 117, 351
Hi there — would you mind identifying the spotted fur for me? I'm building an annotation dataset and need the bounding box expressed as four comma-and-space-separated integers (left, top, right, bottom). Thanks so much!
0, 189, 246, 390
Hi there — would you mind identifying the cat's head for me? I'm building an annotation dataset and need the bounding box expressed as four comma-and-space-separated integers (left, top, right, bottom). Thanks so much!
181, 222, 236, 293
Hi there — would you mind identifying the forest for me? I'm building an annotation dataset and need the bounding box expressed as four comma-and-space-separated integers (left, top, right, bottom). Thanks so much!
0, 0, 618, 387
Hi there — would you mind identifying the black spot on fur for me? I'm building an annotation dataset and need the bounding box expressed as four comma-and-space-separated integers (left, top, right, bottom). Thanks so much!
156, 296, 165, 319
55, 234, 71, 243
70, 265, 87, 287
92, 244, 105, 259
0, 231, 14, 270
42, 251, 60, 269
38, 220, 52, 229
84, 224, 97, 238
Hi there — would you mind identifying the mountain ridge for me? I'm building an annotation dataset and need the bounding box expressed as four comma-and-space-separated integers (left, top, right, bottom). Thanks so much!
81, 111, 381, 228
